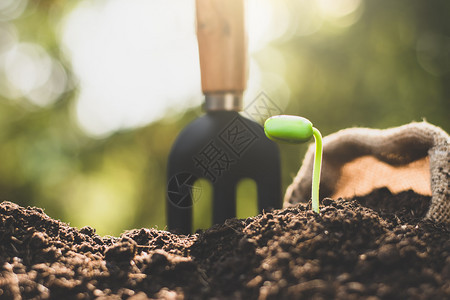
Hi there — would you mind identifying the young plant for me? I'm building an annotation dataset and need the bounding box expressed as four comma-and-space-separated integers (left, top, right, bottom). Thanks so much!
264, 115, 323, 213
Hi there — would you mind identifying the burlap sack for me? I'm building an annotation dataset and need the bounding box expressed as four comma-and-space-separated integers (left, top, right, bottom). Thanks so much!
284, 121, 450, 223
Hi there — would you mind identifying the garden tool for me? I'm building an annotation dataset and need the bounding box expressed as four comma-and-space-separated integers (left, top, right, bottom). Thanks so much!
284, 121, 450, 223
166, 0, 281, 234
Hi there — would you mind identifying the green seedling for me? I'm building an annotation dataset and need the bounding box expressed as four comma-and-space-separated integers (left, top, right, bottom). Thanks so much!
264, 115, 323, 213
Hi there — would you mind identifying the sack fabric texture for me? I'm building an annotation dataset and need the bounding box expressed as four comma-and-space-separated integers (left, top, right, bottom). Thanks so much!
284, 121, 450, 223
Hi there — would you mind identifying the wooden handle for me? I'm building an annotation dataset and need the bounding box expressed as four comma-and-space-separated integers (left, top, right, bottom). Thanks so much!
196, 0, 247, 94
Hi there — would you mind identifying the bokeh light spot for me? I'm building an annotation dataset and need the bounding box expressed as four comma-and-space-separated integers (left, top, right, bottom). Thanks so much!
317, 0, 361, 19
1, 42, 66, 106
0, 0, 28, 21
4, 43, 52, 95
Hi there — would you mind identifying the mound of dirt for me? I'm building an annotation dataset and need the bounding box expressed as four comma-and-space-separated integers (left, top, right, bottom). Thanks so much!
0, 188, 449, 299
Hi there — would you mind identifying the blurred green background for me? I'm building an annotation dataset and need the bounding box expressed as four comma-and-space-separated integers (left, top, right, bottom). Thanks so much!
0, 0, 448, 236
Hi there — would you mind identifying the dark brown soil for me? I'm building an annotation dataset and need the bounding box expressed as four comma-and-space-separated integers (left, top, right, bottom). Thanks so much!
1, 188, 449, 299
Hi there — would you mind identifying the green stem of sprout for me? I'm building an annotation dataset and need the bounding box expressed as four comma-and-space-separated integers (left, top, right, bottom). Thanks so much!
311, 127, 322, 213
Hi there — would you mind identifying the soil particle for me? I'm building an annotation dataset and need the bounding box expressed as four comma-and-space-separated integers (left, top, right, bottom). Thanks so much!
0, 188, 449, 299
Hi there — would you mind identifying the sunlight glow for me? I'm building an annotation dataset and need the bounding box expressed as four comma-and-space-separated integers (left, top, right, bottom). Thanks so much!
290, 0, 323, 37
247, 0, 291, 51
61, 0, 290, 138
62, 0, 202, 137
